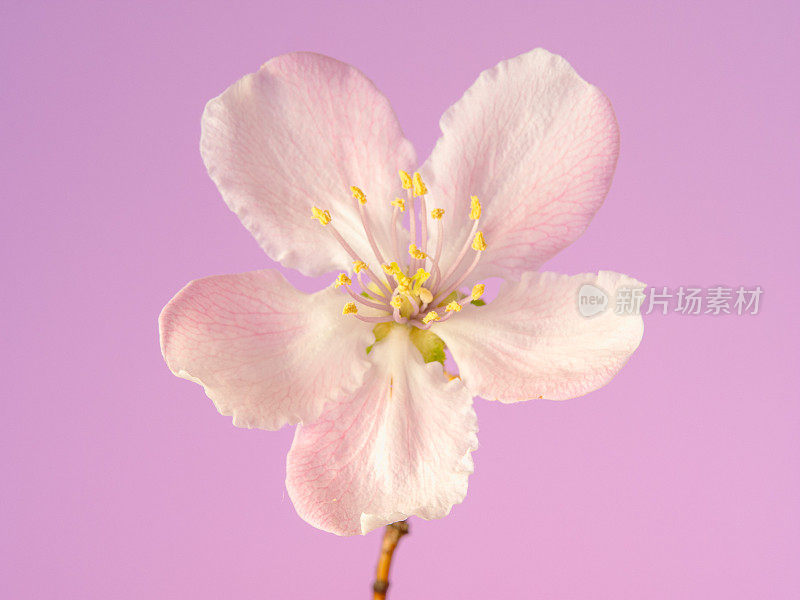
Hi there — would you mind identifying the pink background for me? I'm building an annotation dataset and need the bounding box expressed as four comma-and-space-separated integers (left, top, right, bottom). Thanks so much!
3, 1, 798, 598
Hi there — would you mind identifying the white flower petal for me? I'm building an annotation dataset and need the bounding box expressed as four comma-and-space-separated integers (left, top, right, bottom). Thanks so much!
436, 271, 644, 402
286, 326, 478, 535
421, 49, 619, 280
159, 269, 373, 429
201, 52, 416, 275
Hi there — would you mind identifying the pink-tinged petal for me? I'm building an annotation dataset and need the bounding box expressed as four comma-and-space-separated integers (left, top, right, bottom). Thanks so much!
201, 52, 416, 276
421, 49, 620, 280
159, 269, 373, 430
286, 326, 478, 536
436, 271, 644, 402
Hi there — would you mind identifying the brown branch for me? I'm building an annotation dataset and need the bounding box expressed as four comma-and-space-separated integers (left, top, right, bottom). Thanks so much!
372, 520, 409, 600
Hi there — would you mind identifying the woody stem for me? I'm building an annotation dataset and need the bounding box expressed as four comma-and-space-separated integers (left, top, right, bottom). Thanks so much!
372, 520, 409, 600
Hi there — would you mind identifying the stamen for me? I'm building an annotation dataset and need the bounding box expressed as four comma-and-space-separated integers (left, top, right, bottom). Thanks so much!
451, 281, 486, 311
311, 206, 331, 225
408, 243, 427, 260
445, 300, 462, 312
326, 222, 391, 294
351, 186, 367, 205
384, 263, 412, 294
407, 191, 417, 269
433, 233, 487, 306
472, 231, 487, 251
396, 273, 411, 293
344, 286, 390, 310
437, 218, 479, 289
382, 262, 400, 276
312, 206, 387, 292
442, 283, 486, 312
316, 178, 487, 330
352, 185, 387, 268
428, 210, 445, 289
334, 273, 352, 288
435, 251, 482, 305
416, 174, 429, 263
390, 203, 403, 270
352, 261, 370, 293
421, 311, 440, 324
469, 196, 481, 220
411, 268, 430, 290
412, 172, 428, 197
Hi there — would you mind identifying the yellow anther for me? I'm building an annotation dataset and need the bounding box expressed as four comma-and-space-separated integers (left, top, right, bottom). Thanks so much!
472, 231, 487, 251
412, 172, 428, 197
412, 268, 430, 287
342, 302, 358, 315
422, 311, 440, 324
383, 261, 409, 287
311, 206, 331, 225
446, 301, 462, 312
334, 273, 352, 288
471, 283, 485, 301
353, 260, 368, 273
396, 274, 411, 292
351, 186, 367, 205
382, 261, 401, 276
391, 197, 406, 211
469, 196, 482, 220
389, 296, 403, 309
408, 243, 427, 260
419, 288, 433, 304
399, 170, 412, 189
431, 208, 445, 220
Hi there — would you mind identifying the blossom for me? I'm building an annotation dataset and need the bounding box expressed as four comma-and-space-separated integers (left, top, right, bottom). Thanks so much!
159, 49, 644, 536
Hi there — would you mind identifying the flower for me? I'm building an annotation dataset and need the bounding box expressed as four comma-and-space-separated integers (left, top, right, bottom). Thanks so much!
159, 49, 644, 536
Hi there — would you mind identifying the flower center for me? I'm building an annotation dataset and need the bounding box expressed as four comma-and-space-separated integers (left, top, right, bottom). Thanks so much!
312, 171, 486, 330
